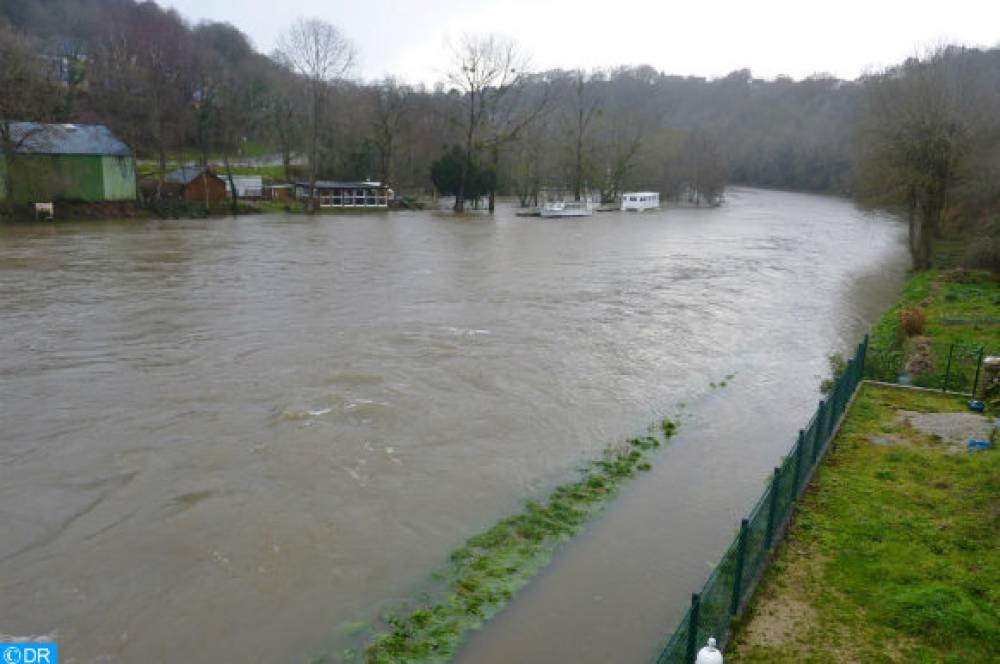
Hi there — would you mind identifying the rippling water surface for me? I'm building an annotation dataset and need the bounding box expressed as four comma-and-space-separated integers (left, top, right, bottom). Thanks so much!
0, 189, 908, 662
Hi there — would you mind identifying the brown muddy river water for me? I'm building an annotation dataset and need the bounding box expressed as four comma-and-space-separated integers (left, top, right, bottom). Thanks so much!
0, 189, 908, 663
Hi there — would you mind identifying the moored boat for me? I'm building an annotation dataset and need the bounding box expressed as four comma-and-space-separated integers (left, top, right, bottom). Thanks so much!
539, 198, 595, 218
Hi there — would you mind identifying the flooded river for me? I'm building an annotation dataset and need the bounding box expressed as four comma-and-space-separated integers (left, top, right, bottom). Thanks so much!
0, 189, 908, 663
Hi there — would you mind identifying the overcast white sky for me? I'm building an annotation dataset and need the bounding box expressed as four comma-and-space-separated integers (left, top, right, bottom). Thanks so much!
158, 0, 1000, 84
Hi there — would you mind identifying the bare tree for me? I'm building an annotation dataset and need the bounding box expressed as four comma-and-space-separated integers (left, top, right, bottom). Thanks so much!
596, 110, 645, 204
677, 129, 727, 206
275, 18, 355, 211
507, 129, 544, 208
263, 72, 301, 183
135, 7, 196, 197
446, 34, 525, 213
0, 24, 61, 213
483, 72, 551, 211
856, 47, 976, 269
370, 77, 410, 187
87, 9, 199, 202
565, 71, 602, 201
88, 22, 148, 194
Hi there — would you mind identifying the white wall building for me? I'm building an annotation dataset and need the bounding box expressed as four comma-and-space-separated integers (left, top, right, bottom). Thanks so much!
621, 192, 660, 211
223, 174, 264, 199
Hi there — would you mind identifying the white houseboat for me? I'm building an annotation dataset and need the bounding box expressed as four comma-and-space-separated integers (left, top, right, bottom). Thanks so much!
539, 198, 595, 217
294, 181, 393, 208
621, 191, 660, 211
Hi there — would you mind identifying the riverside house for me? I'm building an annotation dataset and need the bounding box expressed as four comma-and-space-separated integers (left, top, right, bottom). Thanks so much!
0, 122, 137, 203
294, 180, 392, 208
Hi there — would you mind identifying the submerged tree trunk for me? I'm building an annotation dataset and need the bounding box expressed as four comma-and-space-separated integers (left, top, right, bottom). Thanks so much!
488, 144, 498, 213
200, 168, 210, 211
157, 145, 167, 199
454, 174, 465, 212
381, 134, 393, 188
456, 89, 476, 214
574, 123, 583, 202
223, 153, 239, 215
307, 82, 321, 214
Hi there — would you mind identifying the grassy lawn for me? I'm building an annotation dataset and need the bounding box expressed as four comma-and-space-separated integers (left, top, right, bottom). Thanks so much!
727, 383, 999, 663
137, 161, 290, 182
866, 270, 1000, 393
931, 238, 971, 271
225, 164, 288, 180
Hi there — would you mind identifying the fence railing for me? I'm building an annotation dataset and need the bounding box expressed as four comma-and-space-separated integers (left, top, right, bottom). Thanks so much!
654, 335, 869, 663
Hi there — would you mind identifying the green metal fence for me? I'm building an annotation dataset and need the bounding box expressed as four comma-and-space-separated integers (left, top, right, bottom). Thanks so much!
654, 335, 869, 663
866, 338, 988, 397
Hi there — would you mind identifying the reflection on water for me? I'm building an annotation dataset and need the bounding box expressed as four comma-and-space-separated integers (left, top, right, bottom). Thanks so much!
0, 189, 908, 662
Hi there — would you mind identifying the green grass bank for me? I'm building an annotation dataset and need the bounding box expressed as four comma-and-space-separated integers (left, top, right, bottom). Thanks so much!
864, 270, 1000, 393
727, 384, 999, 662
728, 270, 1000, 662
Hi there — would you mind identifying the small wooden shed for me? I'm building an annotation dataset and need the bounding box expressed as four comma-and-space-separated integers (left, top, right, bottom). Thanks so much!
265, 184, 293, 201
164, 167, 228, 203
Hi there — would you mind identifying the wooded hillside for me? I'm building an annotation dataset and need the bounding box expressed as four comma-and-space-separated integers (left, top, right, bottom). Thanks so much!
2, 1, 998, 267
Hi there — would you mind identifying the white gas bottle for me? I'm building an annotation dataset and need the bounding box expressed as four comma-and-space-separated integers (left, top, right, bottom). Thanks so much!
695, 637, 723, 664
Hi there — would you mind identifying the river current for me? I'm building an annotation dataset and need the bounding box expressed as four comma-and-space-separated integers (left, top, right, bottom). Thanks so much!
0, 189, 908, 662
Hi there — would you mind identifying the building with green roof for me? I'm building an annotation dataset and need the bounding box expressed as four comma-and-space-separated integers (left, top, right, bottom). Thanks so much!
0, 122, 136, 204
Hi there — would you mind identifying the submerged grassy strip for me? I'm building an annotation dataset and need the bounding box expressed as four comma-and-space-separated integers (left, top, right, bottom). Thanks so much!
340, 418, 678, 664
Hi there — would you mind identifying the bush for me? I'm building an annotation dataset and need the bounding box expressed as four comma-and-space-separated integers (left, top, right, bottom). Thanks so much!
956, 216, 1000, 271
897, 307, 926, 337
820, 353, 848, 395
962, 235, 1000, 273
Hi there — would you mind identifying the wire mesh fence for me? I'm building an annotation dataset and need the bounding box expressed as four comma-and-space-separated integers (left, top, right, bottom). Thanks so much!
865, 338, 988, 396
655, 335, 868, 663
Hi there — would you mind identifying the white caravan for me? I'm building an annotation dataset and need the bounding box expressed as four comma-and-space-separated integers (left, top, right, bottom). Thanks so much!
621, 192, 660, 211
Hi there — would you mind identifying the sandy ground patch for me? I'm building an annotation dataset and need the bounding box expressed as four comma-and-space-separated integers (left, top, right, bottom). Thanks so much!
895, 409, 993, 446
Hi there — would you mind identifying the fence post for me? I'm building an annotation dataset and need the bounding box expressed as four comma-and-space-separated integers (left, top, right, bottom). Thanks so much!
830, 379, 840, 420
843, 360, 852, 403
730, 518, 750, 616
824, 396, 834, 438
861, 334, 869, 379
765, 466, 781, 548
840, 360, 853, 412
685, 593, 701, 664
972, 346, 984, 398
858, 341, 866, 381
943, 344, 954, 393
825, 392, 836, 454
814, 400, 826, 463
793, 429, 805, 494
